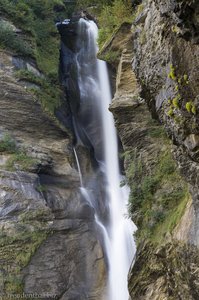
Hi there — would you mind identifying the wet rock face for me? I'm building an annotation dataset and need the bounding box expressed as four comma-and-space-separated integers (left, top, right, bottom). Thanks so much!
0, 50, 106, 298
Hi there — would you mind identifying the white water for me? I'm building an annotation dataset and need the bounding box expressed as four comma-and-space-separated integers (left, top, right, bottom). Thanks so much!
75, 18, 136, 300
96, 33, 136, 300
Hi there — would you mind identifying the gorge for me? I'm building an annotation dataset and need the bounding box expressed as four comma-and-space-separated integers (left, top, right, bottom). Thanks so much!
0, 0, 199, 299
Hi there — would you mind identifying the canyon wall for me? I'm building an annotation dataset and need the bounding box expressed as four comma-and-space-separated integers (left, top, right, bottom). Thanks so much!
101, 0, 199, 299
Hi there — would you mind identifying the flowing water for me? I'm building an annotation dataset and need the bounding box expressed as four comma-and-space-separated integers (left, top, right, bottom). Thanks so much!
74, 18, 136, 300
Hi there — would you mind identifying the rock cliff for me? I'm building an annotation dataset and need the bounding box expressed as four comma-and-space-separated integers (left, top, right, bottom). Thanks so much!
101, 0, 199, 299
0, 9, 106, 300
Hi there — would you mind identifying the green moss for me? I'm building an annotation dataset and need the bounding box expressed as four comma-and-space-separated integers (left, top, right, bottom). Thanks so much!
168, 64, 177, 81
191, 105, 197, 115
175, 85, 179, 92
183, 74, 188, 82
172, 98, 179, 108
178, 77, 182, 84
172, 94, 181, 108
185, 101, 197, 115
168, 108, 174, 117
171, 25, 180, 34
186, 101, 193, 113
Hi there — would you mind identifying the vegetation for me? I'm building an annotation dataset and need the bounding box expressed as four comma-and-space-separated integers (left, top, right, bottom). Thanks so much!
0, 20, 33, 56
0, 133, 38, 171
0, 224, 50, 294
0, 0, 75, 116
168, 64, 177, 81
76, 0, 114, 8
97, 0, 134, 49
0, 134, 17, 153
147, 126, 167, 139
0, 0, 74, 77
185, 101, 197, 115
167, 65, 198, 120
125, 124, 189, 245
77, 0, 134, 49
6, 151, 37, 172
15, 69, 61, 114
172, 95, 180, 108
100, 50, 120, 64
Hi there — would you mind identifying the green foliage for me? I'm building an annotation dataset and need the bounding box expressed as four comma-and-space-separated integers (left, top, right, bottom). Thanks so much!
0, 0, 71, 119
6, 151, 37, 171
100, 50, 120, 64
0, 20, 33, 55
127, 136, 188, 245
0, 134, 37, 171
97, 0, 133, 48
0, 0, 71, 77
0, 225, 50, 294
152, 192, 188, 244
77, 0, 113, 8
0, 134, 17, 153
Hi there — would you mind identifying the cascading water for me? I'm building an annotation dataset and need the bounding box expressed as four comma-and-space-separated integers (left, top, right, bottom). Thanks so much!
74, 18, 136, 300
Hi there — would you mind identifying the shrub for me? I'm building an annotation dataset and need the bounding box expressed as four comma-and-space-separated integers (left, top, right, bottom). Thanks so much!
0, 134, 17, 153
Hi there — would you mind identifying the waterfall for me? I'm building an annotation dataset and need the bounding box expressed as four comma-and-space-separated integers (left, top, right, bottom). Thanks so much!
73, 147, 83, 186
74, 18, 136, 300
